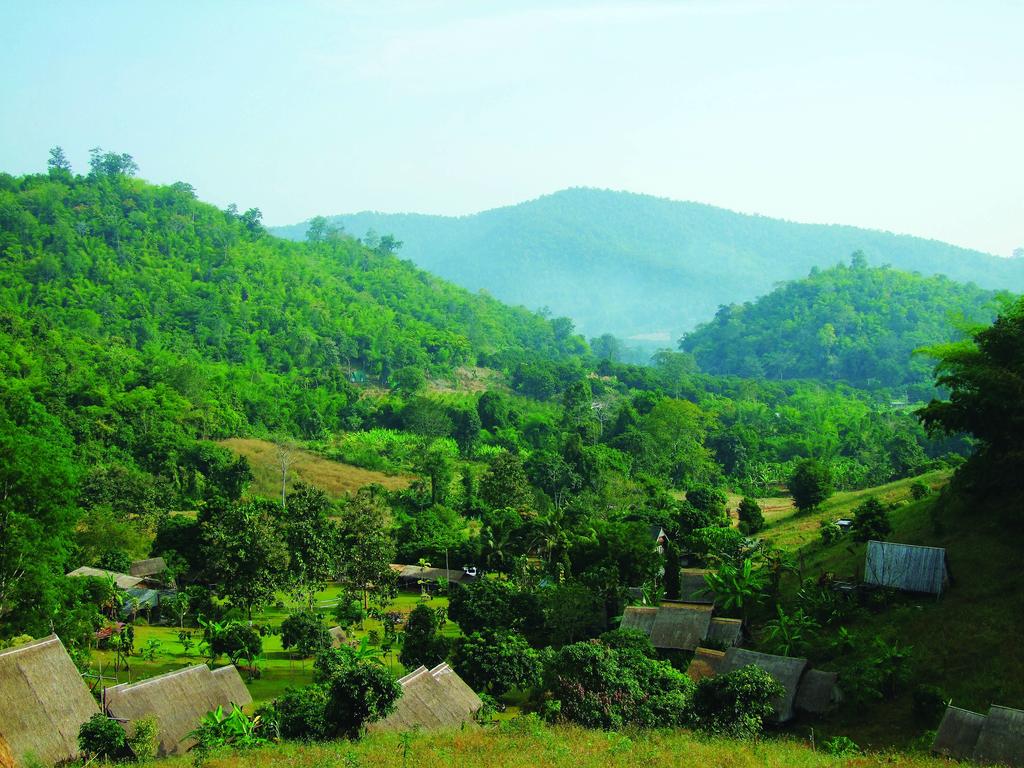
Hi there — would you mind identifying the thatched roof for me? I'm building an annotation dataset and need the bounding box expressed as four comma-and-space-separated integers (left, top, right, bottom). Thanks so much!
104, 664, 245, 756
932, 706, 986, 761
368, 663, 482, 732
66, 566, 143, 590
686, 647, 726, 683
210, 666, 252, 709
706, 617, 743, 648
721, 648, 808, 723
0, 635, 100, 768
679, 568, 716, 604
864, 540, 948, 595
650, 602, 713, 650
620, 606, 657, 635
795, 669, 841, 714
129, 558, 168, 577
328, 626, 347, 649
974, 705, 1024, 767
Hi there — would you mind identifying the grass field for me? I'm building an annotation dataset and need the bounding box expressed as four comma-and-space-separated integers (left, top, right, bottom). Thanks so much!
219, 438, 412, 500
88, 587, 454, 705
158, 722, 960, 768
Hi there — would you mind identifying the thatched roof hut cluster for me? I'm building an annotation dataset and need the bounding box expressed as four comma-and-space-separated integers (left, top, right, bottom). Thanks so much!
0, 635, 100, 768
369, 663, 482, 732
685, 647, 841, 723
620, 602, 741, 652
104, 664, 252, 756
933, 704, 1024, 766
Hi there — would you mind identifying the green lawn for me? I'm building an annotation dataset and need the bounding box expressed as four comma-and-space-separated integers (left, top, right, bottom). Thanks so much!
89, 586, 456, 706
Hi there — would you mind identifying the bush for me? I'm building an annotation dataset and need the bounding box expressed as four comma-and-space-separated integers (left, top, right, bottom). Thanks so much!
737, 497, 765, 536
851, 497, 892, 542
818, 520, 842, 545
399, 603, 448, 669
323, 656, 402, 738
912, 684, 948, 727
78, 713, 127, 760
821, 735, 860, 756
691, 665, 784, 739
126, 716, 158, 762
280, 611, 332, 658
598, 628, 656, 658
275, 684, 331, 740
206, 620, 263, 666
910, 480, 930, 500
451, 630, 541, 696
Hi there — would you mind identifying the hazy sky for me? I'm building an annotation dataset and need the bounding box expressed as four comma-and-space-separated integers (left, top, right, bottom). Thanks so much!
2, 1, 1021, 255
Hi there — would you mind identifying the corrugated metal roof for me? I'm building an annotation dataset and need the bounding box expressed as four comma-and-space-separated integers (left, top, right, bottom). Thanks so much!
932, 706, 986, 761
864, 541, 948, 595
974, 705, 1024, 767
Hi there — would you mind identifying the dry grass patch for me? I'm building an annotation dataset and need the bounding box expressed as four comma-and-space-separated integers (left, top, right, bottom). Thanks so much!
219, 438, 412, 500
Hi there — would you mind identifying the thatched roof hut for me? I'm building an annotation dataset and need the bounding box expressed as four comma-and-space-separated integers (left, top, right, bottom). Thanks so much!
721, 648, 808, 723
686, 647, 726, 683
368, 663, 482, 732
974, 705, 1024, 767
706, 617, 743, 648
864, 541, 949, 595
795, 669, 841, 714
650, 603, 713, 651
932, 706, 987, 761
679, 568, 716, 604
66, 566, 143, 590
0, 635, 100, 768
210, 666, 252, 709
619, 606, 657, 636
328, 626, 347, 649
129, 557, 167, 578
104, 664, 247, 756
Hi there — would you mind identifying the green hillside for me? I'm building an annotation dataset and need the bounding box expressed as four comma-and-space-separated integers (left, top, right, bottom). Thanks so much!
271, 187, 1024, 341
680, 257, 1006, 395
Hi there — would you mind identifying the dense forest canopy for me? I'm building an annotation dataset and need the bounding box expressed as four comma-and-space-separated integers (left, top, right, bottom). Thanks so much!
271, 188, 1024, 340
680, 256, 1006, 396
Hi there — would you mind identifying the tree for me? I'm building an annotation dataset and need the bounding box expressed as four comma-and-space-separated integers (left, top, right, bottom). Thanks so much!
315, 648, 402, 738
206, 620, 263, 667
851, 497, 892, 542
47, 146, 72, 177
479, 453, 534, 516
281, 610, 332, 658
274, 442, 295, 508
918, 297, 1024, 494
283, 483, 339, 606
447, 578, 543, 639
201, 499, 290, 618
737, 497, 765, 535
399, 603, 447, 669
789, 459, 833, 513
336, 490, 396, 609
451, 630, 541, 696
703, 558, 764, 623
686, 485, 728, 518
414, 441, 456, 506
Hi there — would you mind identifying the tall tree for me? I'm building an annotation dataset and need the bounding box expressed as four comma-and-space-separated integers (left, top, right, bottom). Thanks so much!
336, 489, 396, 609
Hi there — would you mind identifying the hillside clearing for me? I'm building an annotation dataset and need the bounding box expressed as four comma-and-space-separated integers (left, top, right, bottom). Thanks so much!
219, 438, 412, 500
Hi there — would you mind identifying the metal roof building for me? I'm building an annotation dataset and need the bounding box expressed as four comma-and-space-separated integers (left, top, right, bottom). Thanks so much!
864, 540, 949, 595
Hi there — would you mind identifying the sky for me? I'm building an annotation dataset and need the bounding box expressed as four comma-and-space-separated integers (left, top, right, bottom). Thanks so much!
1, 1, 1021, 255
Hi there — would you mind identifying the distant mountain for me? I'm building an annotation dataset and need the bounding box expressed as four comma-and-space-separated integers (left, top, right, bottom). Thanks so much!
272, 188, 1024, 341
680, 258, 1006, 395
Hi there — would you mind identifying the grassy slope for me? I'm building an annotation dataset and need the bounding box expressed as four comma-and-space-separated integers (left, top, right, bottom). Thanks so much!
162, 723, 960, 768
761, 471, 1024, 748
219, 438, 412, 500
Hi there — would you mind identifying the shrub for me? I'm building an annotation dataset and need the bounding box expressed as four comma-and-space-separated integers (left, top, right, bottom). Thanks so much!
910, 480, 930, 500
275, 684, 331, 740
451, 630, 541, 696
126, 716, 158, 761
206, 621, 263, 666
737, 497, 765, 536
280, 611, 332, 658
851, 497, 892, 542
78, 713, 127, 761
691, 665, 784, 739
598, 628, 656, 658
818, 520, 842, 545
323, 656, 402, 738
821, 735, 860, 756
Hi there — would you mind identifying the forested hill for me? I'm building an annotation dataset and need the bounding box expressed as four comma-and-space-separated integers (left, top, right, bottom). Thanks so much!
680, 257, 1006, 395
0, 161, 579, 398
272, 188, 1024, 340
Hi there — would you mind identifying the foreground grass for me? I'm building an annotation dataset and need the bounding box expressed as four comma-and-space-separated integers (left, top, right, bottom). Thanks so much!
160, 724, 960, 768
